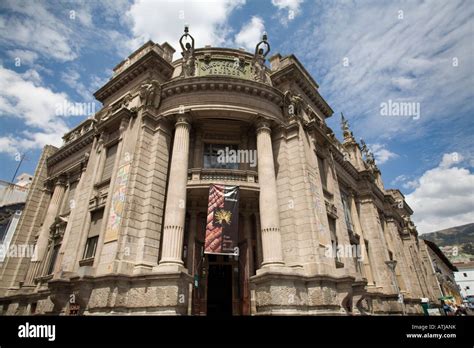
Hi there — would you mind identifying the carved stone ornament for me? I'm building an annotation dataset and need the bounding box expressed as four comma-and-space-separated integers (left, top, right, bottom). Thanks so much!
283, 90, 305, 119
340, 112, 355, 141
139, 80, 161, 108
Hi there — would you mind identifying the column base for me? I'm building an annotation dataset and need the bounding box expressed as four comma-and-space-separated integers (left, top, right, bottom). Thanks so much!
256, 262, 290, 276
250, 270, 358, 315
133, 262, 156, 274
153, 261, 187, 274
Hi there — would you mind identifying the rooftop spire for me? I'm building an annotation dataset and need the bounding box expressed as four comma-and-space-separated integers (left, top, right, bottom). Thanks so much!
340, 112, 355, 143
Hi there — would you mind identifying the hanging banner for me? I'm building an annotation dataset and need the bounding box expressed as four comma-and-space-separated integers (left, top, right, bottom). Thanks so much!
204, 184, 239, 255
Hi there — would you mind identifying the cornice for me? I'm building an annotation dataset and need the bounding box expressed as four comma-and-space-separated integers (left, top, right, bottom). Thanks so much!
271, 63, 333, 118
94, 50, 174, 103
47, 130, 95, 167
160, 75, 284, 106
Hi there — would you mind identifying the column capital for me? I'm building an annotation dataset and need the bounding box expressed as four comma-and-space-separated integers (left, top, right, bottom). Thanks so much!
175, 114, 191, 127
256, 118, 272, 134
55, 176, 68, 187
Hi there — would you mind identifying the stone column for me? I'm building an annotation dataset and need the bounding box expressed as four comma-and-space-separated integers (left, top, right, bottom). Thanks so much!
53, 172, 87, 277
358, 198, 393, 292
158, 115, 191, 270
27, 178, 66, 282
256, 120, 284, 267
349, 192, 375, 285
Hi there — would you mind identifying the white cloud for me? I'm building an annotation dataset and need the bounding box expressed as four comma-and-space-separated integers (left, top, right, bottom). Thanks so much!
392, 174, 408, 184
290, 1, 474, 142
271, 0, 304, 23
0, 0, 134, 64
439, 152, 463, 169
0, 132, 63, 156
272, 0, 304, 11
406, 152, 474, 234
403, 179, 419, 190
126, 0, 245, 55
391, 174, 419, 190
6, 49, 39, 66
0, 65, 75, 155
0, 1, 77, 62
369, 143, 398, 165
234, 16, 265, 52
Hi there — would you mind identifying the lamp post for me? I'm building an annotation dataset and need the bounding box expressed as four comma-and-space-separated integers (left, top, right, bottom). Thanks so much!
386, 260, 406, 315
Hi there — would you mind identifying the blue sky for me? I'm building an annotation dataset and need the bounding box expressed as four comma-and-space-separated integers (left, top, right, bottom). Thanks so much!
0, 0, 472, 233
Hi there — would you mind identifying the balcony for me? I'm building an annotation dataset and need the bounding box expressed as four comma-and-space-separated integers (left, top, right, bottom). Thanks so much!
187, 168, 259, 190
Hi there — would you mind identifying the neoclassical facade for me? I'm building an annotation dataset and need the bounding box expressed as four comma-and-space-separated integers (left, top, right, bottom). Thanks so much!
0, 30, 440, 315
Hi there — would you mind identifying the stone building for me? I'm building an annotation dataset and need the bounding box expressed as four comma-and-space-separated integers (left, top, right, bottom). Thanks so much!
0, 174, 33, 263
420, 240, 462, 304
454, 261, 474, 298
0, 29, 438, 315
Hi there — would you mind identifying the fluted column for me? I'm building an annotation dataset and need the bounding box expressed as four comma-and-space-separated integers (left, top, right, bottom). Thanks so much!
158, 116, 191, 269
26, 178, 66, 282
256, 120, 284, 267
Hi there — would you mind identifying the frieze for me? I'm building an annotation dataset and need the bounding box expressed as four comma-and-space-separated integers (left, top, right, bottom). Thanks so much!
197, 57, 252, 80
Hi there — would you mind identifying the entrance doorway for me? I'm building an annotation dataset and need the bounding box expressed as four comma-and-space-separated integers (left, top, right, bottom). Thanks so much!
207, 263, 233, 316
190, 210, 259, 316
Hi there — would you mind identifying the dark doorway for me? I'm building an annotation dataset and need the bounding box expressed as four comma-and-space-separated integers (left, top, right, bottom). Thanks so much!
207, 264, 233, 316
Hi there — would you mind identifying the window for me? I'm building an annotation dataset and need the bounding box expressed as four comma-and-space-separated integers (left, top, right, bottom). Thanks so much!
328, 216, 339, 264
0, 220, 9, 243
340, 192, 353, 231
62, 181, 77, 214
46, 244, 60, 275
317, 155, 327, 189
83, 209, 103, 259
203, 143, 239, 169
101, 142, 118, 181
83, 236, 98, 259
352, 242, 362, 274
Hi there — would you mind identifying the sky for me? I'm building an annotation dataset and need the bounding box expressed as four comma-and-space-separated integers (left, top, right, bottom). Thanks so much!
0, 0, 472, 234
